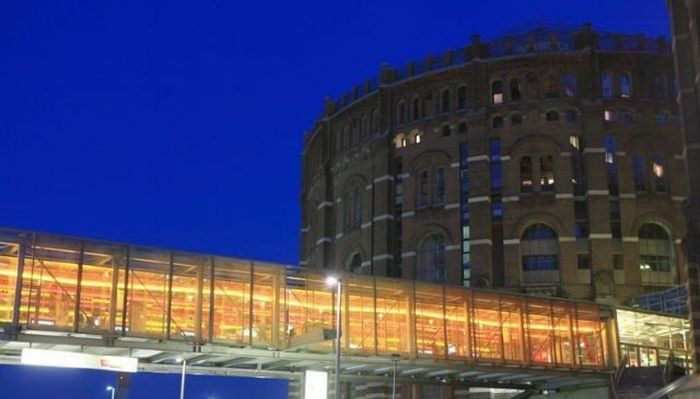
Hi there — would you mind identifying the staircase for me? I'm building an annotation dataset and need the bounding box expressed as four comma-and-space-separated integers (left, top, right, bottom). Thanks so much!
615, 366, 666, 399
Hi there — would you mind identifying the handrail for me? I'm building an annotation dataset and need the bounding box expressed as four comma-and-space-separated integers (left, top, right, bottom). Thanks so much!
614, 354, 628, 385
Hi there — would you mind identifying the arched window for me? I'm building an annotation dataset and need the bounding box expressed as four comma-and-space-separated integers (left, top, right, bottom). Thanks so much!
639, 224, 674, 273
563, 74, 577, 97
601, 72, 614, 98
347, 253, 368, 274
510, 78, 522, 102
397, 100, 407, 124
457, 86, 467, 109
620, 73, 632, 98
441, 89, 451, 113
416, 234, 446, 283
521, 224, 559, 272
520, 157, 533, 192
411, 96, 421, 120
544, 75, 559, 99
545, 110, 559, 121
492, 116, 504, 128
458, 122, 468, 133
491, 80, 504, 104
343, 187, 363, 230
441, 125, 451, 136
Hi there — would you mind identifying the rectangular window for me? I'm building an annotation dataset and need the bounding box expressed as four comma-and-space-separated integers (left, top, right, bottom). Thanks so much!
605, 135, 618, 194
459, 142, 470, 287
435, 168, 445, 204
604, 109, 616, 122
520, 156, 533, 193
540, 155, 555, 191
489, 138, 502, 190
613, 254, 624, 270
653, 155, 666, 192
633, 155, 646, 191
569, 135, 580, 150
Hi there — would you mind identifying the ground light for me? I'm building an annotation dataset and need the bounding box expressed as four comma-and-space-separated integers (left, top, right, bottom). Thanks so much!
326, 275, 341, 399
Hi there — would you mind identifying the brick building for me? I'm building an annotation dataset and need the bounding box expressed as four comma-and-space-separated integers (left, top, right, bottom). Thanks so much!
300, 23, 687, 305
668, 0, 700, 370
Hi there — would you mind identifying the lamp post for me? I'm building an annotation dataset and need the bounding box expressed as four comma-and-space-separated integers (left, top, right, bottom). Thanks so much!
390, 354, 400, 399
326, 276, 342, 399
176, 357, 187, 399
106, 386, 115, 399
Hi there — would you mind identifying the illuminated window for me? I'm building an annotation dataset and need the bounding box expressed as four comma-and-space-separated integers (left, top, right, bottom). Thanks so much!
564, 74, 577, 97
401, 137, 407, 148
653, 155, 666, 192
520, 156, 533, 192
569, 135, 580, 150
540, 155, 555, 191
416, 234, 446, 283
604, 109, 616, 122
521, 224, 559, 271
457, 86, 467, 109
620, 73, 632, 98
491, 80, 504, 104
639, 224, 673, 272
415, 133, 422, 144
510, 78, 522, 102
601, 72, 614, 97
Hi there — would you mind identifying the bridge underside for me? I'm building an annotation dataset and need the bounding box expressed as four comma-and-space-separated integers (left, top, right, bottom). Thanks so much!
0, 330, 609, 391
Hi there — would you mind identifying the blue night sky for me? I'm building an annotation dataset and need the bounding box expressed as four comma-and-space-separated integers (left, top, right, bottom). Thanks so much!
1, 0, 669, 267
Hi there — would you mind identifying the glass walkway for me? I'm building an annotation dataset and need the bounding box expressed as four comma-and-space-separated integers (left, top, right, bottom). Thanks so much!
0, 227, 651, 391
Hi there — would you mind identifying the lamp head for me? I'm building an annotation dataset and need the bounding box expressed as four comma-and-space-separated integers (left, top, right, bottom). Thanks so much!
106, 386, 115, 392
175, 357, 185, 363
325, 276, 339, 287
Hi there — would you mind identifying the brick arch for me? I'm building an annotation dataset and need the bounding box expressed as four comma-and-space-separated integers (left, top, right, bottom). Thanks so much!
338, 173, 368, 196
409, 222, 454, 250
509, 134, 562, 159
509, 212, 566, 240
341, 245, 368, 270
628, 212, 684, 240
407, 149, 451, 172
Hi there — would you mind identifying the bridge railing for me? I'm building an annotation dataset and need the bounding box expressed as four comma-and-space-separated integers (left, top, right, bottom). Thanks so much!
0, 228, 610, 371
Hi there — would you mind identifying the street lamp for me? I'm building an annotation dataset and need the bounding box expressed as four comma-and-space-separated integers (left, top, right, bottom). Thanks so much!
106, 386, 115, 399
176, 357, 187, 399
326, 275, 342, 399
390, 354, 401, 399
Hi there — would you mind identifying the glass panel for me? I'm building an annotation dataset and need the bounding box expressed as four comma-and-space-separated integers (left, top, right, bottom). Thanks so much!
251, 263, 280, 347
0, 241, 19, 323
472, 292, 502, 362
414, 283, 445, 359
170, 253, 205, 341
501, 297, 524, 363
576, 304, 604, 367
375, 279, 410, 356
284, 270, 333, 352
21, 235, 81, 331
552, 303, 575, 367
201, 258, 213, 342
212, 258, 250, 344
345, 275, 375, 355
445, 287, 470, 359
78, 242, 122, 333
125, 247, 170, 338
527, 299, 553, 364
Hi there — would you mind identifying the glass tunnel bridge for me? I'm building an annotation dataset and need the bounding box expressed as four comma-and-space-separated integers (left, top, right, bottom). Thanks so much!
0, 228, 626, 390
